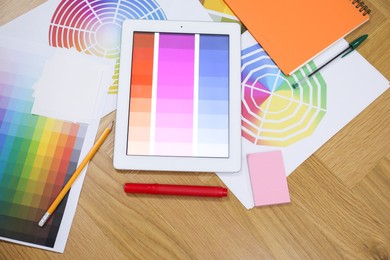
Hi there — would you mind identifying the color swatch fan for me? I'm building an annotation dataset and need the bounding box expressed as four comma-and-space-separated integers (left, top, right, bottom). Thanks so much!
48, 0, 167, 94
241, 44, 327, 146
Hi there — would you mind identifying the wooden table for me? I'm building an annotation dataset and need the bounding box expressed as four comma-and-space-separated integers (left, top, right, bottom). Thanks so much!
1, 0, 389, 258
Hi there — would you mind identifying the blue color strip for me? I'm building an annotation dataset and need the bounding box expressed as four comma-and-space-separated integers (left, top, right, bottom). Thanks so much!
198, 34, 229, 148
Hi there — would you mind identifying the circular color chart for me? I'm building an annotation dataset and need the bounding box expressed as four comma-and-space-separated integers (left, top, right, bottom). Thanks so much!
241, 44, 327, 146
48, 0, 167, 94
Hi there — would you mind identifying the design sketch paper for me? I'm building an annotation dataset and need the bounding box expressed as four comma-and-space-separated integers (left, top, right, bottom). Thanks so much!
217, 32, 389, 209
0, 0, 212, 115
0, 37, 109, 252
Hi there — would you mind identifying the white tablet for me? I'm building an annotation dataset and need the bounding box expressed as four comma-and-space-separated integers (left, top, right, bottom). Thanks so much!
114, 20, 241, 172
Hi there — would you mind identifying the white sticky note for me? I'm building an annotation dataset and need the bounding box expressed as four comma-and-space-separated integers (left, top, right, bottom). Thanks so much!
31, 48, 113, 123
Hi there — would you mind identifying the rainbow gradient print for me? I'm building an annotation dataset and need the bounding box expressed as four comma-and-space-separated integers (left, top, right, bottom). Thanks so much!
127, 32, 229, 157
241, 44, 327, 146
48, 0, 167, 94
0, 46, 86, 247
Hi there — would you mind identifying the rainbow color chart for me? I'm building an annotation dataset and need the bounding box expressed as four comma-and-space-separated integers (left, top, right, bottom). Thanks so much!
0, 45, 86, 247
48, 0, 167, 94
128, 32, 229, 157
241, 43, 327, 146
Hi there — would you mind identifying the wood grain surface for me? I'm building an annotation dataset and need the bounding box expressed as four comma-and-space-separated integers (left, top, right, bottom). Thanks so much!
0, 0, 389, 259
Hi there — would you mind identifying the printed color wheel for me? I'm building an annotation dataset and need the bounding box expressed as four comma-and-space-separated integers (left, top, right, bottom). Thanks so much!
241, 44, 327, 146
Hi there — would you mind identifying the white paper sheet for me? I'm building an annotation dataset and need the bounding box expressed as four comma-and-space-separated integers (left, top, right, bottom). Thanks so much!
31, 48, 115, 123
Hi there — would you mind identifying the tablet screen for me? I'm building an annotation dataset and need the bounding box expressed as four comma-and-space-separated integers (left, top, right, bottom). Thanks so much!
127, 32, 229, 158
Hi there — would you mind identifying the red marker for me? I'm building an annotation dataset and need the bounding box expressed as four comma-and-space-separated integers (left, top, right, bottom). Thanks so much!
124, 183, 228, 198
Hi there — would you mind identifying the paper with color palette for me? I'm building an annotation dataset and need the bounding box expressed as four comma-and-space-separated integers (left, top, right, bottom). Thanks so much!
0, 36, 112, 252
216, 31, 389, 209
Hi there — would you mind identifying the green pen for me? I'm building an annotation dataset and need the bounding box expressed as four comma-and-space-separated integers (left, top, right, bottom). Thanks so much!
292, 34, 368, 88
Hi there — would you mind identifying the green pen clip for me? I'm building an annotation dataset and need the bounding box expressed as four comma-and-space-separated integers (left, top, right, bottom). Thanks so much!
341, 34, 368, 57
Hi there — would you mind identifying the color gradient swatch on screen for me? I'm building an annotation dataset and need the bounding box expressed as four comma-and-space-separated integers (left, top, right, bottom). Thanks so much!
128, 32, 229, 157
48, 0, 167, 94
241, 43, 327, 146
0, 46, 87, 247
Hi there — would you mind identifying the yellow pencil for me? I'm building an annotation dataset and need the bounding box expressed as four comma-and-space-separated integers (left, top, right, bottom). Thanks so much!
38, 121, 114, 227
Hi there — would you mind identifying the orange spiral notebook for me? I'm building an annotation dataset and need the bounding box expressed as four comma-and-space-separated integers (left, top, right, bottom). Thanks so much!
223, 0, 370, 75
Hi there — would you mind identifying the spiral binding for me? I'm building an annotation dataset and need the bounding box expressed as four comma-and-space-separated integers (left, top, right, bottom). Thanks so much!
351, 0, 371, 16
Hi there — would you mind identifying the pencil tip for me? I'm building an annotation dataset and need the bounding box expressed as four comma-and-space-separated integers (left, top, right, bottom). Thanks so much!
109, 120, 115, 130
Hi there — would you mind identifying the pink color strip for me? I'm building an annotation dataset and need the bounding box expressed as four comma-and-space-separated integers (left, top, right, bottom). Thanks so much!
155, 33, 195, 145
